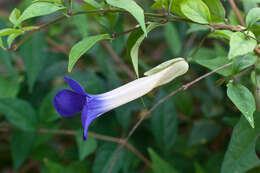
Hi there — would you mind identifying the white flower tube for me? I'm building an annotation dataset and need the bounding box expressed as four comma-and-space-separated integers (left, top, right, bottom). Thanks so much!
54, 58, 189, 140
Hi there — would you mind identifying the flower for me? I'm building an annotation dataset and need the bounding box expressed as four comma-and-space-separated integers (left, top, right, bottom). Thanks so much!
53, 58, 189, 140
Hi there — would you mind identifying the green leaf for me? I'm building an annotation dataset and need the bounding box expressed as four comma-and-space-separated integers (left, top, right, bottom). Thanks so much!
246, 7, 260, 27
221, 113, 260, 173
151, 0, 168, 10
0, 37, 3, 48
171, 0, 185, 16
0, 49, 14, 74
20, 32, 46, 91
202, 0, 225, 22
0, 98, 38, 131
9, 8, 21, 26
0, 28, 23, 37
164, 23, 182, 56
150, 92, 178, 155
0, 76, 20, 98
93, 143, 124, 173
228, 32, 257, 59
7, 33, 22, 48
227, 83, 256, 128
83, 0, 102, 8
11, 130, 36, 170
128, 22, 162, 77
76, 130, 97, 161
232, 53, 258, 74
68, 34, 110, 72
189, 120, 221, 146
180, 0, 211, 24
148, 148, 179, 173
194, 56, 232, 76
106, 0, 147, 35
16, 2, 64, 25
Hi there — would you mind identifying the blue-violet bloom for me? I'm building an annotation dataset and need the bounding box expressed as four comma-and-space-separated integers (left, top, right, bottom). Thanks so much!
53, 58, 189, 140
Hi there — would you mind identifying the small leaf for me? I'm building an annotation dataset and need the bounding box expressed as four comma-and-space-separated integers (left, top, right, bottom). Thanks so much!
148, 148, 179, 173
180, 0, 211, 24
128, 22, 162, 77
0, 98, 38, 131
11, 130, 36, 170
221, 114, 260, 173
9, 8, 21, 26
68, 34, 110, 72
106, 0, 147, 35
0, 28, 23, 37
232, 53, 258, 74
246, 7, 260, 27
16, 2, 64, 25
76, 130, 97, 161
7, 33, 22, 48
202, 0, 225, 22
227, 83, 256, 128
83, 0, 102, 8
228, 32, 257, 59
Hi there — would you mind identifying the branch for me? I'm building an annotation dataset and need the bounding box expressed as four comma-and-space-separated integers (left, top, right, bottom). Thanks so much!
228, 0, 246, 27
0, 124, 152, 168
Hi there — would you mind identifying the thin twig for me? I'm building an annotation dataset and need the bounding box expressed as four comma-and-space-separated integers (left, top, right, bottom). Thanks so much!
228, 0, 246, 27
108, 62, 233, 172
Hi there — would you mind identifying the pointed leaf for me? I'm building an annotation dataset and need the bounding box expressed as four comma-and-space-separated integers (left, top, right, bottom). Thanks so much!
68, 34, 110, 72
180, 0, 211, 24
227, 83, 256, 128
16, 2, 64, 25
106, 0, 147, 35
202, 0, 225, 22
246, 7, 260, 27
9, 8, 21, 26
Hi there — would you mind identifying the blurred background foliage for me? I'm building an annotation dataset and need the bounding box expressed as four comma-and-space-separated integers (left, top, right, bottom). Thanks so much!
0, 0, 260, 173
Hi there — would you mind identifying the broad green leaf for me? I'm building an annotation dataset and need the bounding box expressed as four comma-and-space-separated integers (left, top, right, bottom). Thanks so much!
227, 83, 256, 128
221, 114, 260, 173
9, 8, 21, 26
106, 0, 147, 35
76, 130, 97, 161
150, 92, 178, 155
232, 53, 258, 74
68, 34, 110, 72
83, 0, 102, 8
44, 159, 72, 173
128, 22, 162, 77
33, 0, 63, 4
202, 0, 225, 22
0, 28, 23, 37
189, 120, 221, 146
0, 98, 38, 131
171, 0, 185, 16
180, 0, 211, 24
228, 32, 257, 59
20, 32, 46, 91
148, 148, 179, 173
246, 7, 260, 27
0, 76, 20, 98
194, 56, 232, 76
209, 30, 233, 40
16, 2, 64, 25
164, 23, 182, 56
0, 49, 14, 74
93, 143, 124, 173
11, 130, 36, 170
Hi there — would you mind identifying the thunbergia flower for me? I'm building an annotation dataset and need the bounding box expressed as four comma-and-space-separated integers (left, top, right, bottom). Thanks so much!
53, 58, 189, 140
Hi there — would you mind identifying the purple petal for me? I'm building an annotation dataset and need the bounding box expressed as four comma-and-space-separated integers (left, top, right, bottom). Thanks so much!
81, 105, 98, 140
54, 89, 86, 117
64, 76, 86, 96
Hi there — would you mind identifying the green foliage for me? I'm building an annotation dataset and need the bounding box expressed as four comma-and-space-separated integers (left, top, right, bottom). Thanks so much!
106, 0, 147, 35
202, 0, 225, 22
180, 0, 211, 24
227, 83, 256, 128
246, 7, 260, 27
68, 34, 110, 72
148, 148, 178, 173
